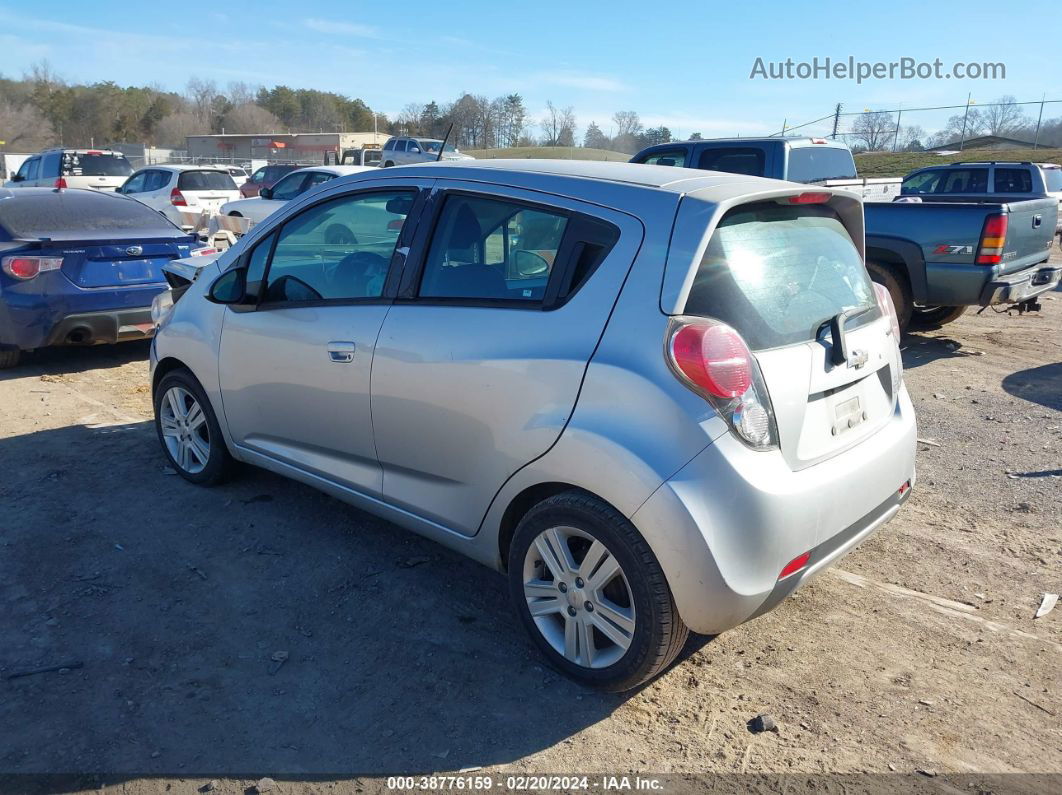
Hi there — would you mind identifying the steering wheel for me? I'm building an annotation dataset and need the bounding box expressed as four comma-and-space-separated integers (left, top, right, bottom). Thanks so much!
324, 251, 390, 296
324, 224, 358, 245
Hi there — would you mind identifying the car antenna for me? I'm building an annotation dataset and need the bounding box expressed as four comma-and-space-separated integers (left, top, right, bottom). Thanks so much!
436, 124, 454, 162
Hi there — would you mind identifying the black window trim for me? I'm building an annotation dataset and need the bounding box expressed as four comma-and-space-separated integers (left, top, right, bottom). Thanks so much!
232, 185, 425, 312
396, 187, 620, 312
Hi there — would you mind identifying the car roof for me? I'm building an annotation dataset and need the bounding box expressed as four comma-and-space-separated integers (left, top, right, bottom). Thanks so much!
340, 158, 805, 198
290, 165, 377, 177
139, 164, 229, 173
639, 136, 849, 151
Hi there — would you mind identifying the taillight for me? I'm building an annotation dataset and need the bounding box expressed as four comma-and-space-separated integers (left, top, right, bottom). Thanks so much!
170, 188, 187, 206
190, 247, 218, 257
787, 192, 831, 205
976, 214, 1007, 265
666, 317, 778, 449
872, 282, 903, 398
2, 255, 64, 280
54, 177, 67, 189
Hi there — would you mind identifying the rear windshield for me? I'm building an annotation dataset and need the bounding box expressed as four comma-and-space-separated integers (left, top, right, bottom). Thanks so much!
264, 165, 295, 181
1044, 168, 1062, 192
61, 152, 133, 177
684, 202, 874, 350
787, 146, 857, 182
0, 191, 181, 238
364, 150, 382, 165
177, 170, 238, 191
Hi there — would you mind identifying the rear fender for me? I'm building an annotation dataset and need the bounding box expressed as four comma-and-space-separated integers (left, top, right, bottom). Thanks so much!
865, 235, 927, 303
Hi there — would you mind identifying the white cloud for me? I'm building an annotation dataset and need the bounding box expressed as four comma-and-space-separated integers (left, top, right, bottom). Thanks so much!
303, 18, 379, 38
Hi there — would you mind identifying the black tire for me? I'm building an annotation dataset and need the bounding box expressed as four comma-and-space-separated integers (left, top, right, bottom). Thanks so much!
153, 368, 234, 486
507, 491, 688, 692
0, 348, 20, 369
383, 161, 394, 168
909, 305, 967, 330
866, 261, 913, 333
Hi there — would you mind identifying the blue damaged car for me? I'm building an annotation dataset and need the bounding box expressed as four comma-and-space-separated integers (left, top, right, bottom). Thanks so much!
0, 187, 213, 368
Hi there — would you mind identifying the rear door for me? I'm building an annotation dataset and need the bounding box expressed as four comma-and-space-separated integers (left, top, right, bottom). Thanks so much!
678, 196, 898, 470
370, 183, 642, 536
217, 180, 429, 495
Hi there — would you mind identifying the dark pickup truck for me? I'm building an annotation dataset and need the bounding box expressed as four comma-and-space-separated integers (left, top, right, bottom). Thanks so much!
864, 197, 1059, 330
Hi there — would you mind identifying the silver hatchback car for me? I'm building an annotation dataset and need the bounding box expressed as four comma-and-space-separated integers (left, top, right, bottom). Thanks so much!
150, 161, 916, 691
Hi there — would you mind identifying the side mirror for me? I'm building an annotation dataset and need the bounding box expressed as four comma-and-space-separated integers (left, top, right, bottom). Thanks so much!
207, 268, 247, 304
259, 187, 273, 199
10, 173, 23, 183
409, 146, 420, 154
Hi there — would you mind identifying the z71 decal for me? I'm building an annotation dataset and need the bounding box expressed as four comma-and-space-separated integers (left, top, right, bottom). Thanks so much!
932, 244, 975, 255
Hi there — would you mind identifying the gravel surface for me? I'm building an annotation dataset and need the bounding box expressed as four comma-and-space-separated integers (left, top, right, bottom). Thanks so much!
1, 252, 1059, 792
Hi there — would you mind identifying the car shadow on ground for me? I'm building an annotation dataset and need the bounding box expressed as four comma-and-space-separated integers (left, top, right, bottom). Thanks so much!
899, 333, 983, 370
0, 420, 656, 780
1002, 361, 1062, 412
0, 341, 153, 382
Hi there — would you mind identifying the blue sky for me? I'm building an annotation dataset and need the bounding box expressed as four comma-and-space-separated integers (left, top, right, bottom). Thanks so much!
1, 1, 1057, 139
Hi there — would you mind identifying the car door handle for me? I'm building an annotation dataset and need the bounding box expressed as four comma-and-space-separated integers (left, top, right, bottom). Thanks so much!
327, 341, 356, 363
1032, 214, 1042, 228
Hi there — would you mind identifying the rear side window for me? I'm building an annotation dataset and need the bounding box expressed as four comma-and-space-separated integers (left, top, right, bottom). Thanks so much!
640, 150, 687, 167
786, 146, 857, 182
994, 168, 1033, 193
1044, 168, 1062, 191
684, 202, 874, 350
61, 152, 133, 177
698, 148, 765, 177
419, 195, 569, 301
0, 192, 179, 237
178, 170, 238, 191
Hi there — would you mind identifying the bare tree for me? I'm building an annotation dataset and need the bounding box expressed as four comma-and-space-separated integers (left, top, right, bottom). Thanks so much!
222, 103, 280, 134
226, 81, 256, 107
186, 77, 219, 125
611, 110, 644, 153
155, 111, 209, 149
850, 110, 896, 152
980, 95, 1029, 137
0, 101, 56, 151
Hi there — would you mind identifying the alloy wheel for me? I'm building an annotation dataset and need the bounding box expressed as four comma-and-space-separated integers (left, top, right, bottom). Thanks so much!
158, 386, 211, 475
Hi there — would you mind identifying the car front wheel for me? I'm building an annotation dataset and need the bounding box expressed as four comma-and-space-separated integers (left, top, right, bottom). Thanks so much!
508, 491, 688, 692
154, 368, 234, 485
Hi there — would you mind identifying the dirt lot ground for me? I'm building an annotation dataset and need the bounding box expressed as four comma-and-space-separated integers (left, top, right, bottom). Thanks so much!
1, 252, 1059, 794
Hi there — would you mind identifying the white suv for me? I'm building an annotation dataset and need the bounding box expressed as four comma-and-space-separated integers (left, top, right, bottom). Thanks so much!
380, 137, 474, 167
5, 148, 133, 191
119, 165, 240, 226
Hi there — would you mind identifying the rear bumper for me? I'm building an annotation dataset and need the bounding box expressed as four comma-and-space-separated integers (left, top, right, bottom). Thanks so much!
43, 307, 155, 346
979, 264, 1061, 305
632, 385, 917, 636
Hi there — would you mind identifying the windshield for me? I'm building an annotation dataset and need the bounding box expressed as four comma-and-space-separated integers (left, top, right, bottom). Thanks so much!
61, 152, 133, 177
0, 191, 181, 238
684, 202, 874, 350
788, 146, 857, 182
420, 140, 457, 154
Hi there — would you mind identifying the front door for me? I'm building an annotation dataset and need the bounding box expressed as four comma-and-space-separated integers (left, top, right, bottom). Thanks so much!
218, 184, 423, 495
371, 183, 643, 535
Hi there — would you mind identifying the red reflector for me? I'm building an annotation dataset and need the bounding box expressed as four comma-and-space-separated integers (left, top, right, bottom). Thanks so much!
788, 192, 831, 204
54, 177, 67, 189
976, 254, 1001, 265
898, 480, 911, 495
779, 551, 811, 579
671, 323, 753, 398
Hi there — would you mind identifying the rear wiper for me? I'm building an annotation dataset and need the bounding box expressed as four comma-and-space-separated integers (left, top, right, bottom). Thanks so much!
819, 305, 875, 366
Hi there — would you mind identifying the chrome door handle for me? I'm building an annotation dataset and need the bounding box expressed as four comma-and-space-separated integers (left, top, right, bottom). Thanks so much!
327, 341, 355, 363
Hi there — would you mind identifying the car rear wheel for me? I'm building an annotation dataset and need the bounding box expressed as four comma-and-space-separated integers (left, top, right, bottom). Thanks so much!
910, 305, 967, 329
154, 369, 233, 485
508, 491, 688, 692
228, 211, 242, 218
0, 348, 20, 369
866, 261, 913, 333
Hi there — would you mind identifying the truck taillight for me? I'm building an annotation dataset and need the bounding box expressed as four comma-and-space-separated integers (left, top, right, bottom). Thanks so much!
2, 255, 64, 280
976, 213, 1007, 265
666, 318, 778, 450
170, 188, 187, 206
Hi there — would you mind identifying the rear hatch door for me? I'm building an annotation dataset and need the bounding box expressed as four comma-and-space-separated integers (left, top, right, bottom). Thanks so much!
177, 170, 240, 213
675, 192, 899, 470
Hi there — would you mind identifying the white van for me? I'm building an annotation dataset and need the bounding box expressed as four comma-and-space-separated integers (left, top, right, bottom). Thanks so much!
6, 148, 134, 191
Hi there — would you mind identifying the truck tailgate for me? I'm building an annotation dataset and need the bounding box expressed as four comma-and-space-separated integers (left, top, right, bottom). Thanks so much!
995, 197, 1058, 276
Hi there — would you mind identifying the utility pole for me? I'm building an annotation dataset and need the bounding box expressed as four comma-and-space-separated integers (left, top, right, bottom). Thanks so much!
959, 93, 973, 152
1033, 94, 1045, 149
892, 105, 903, 152
831, 103, 843, 139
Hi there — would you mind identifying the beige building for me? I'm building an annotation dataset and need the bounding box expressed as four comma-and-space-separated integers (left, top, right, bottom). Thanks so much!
185, 132, 385, 164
